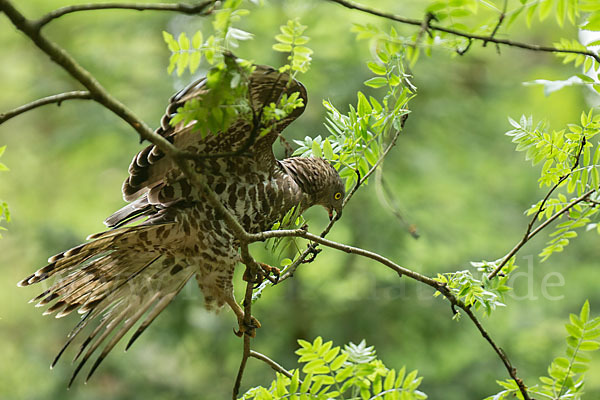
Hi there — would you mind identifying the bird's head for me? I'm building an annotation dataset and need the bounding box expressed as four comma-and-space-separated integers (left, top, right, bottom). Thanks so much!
280, 157, 345, 221
314, 171, 345, 221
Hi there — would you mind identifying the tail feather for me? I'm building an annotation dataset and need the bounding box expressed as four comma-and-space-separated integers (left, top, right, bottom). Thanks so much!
20, 222, 197, 385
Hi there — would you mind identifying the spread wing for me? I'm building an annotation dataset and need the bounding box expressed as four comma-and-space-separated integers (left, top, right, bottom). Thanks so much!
121, 64, 307, 206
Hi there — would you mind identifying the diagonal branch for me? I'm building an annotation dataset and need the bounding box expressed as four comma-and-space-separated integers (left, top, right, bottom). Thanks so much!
244, 228, 531, 400
488, 137, 589, 280
488, 187, 595, 280
0, 91, 92, 124
326, 0, 600, 63
33, 1, 216, 30
0, 0, 173, 151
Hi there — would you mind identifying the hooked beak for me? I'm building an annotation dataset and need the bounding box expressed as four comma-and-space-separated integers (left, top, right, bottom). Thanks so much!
328, 207, 342, 221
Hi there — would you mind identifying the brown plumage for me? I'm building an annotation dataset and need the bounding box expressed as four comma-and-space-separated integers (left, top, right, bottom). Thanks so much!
18, 64, 345, 385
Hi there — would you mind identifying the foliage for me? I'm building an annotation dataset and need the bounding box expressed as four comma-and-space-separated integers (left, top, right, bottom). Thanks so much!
293, 27, 415, 192
163, 0, 253, 75
506, 112, 600, 260
240, 337, 427, 400
169, 57, 255, 137
488, 301, 600, 400
272, 19, 313, 76
434, 257, 517, 318
160, 0, 258, 137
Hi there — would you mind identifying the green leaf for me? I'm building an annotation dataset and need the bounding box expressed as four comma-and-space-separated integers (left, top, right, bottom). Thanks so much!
189, 52, 202, 74
322, 139, 334, 160
311, 140, 322, 158
275, 33, 293, 44
579, 341, 600, 351
367, 61, 387, 75
273, 43, 292, 52
357, 91, 372, 116
364, 77, 387, 88
330, 353, 348, 371
163, 31, 179, 52
192, 31, 203, 49
178, 32, 190, 51
581, 300, 590, 323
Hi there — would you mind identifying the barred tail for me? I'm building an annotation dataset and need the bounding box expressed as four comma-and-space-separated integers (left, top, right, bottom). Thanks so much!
18, 224, 196, 386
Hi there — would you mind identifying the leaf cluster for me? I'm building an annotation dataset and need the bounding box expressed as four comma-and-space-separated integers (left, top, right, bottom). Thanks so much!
434, 257, 517, 317
293, 29, 414, 192
240, 337, 427, 400
272, 19, 313, 76
169, 58, 254, 137
163, 0, 252, 76
489, 300, 600, 400
507, 111, 600, 260
259, 91, 305, 137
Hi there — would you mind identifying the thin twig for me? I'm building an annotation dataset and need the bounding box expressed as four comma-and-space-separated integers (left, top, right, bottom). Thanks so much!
483, 0, 507, 47
488, 188, 595, 280
34, 1, 216, 29
249, 350, 295, 379
0, 91, 92, 124
326, 0, 600, 63
375, 169, 419, 239
232, 250, 263, 399
488, 138, 588, 280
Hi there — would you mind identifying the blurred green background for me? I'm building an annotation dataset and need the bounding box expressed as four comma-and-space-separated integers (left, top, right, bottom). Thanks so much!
1, 0, 599, 399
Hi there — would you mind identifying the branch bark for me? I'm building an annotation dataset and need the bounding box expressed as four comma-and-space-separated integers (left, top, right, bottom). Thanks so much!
0, 91, 92, 124
326, 0, 600, 63
33, 1, 215, 29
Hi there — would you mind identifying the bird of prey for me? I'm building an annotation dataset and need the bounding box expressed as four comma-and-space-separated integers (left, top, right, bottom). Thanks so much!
18, 63, 345, 385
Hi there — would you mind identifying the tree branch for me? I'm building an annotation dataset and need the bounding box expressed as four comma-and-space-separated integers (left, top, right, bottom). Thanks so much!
233, 333, 252, 400
249, 350, 295, 379
0, 0, 175, 151
488, 137, 589, 280
33, 1, 216, 30
483, 0, 507, 48
488, 188, 595, 280
0, 91, 92, 124
244, 228, 531, 399
326, 0, 600, 63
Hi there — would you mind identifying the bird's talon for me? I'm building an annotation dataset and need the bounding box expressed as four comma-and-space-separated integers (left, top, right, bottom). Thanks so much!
257, 262, 280, 284
235, 316, 261, 337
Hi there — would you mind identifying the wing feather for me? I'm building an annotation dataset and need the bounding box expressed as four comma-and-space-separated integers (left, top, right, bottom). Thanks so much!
122, 63, 307, 205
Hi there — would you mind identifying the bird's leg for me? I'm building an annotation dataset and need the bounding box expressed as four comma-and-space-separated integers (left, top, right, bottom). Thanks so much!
258, 262, 280, 284
242, 262, 280, 287
225, 294, 261, 338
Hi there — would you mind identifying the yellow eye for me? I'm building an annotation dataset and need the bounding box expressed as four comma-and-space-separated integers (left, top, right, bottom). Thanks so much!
334, 192, 342, 200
